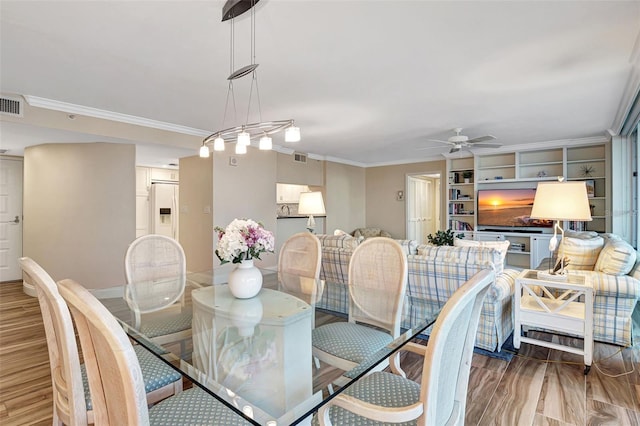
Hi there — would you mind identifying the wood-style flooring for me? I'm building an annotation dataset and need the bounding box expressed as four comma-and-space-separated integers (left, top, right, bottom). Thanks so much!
1, 280, 638, 425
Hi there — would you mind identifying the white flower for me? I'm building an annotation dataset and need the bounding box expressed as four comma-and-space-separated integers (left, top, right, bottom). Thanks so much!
215, 218, 275, 264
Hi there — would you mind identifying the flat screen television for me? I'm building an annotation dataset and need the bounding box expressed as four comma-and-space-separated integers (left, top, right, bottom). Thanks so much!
476, 188, 553, 231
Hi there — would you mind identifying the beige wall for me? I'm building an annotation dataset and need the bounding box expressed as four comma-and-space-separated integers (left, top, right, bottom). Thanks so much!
365, 160, 446, 239
179, 155, 213, 272
213, 147, 278, 270
324, 161, 366, 234
23, 143, 135, 288
276, 152, 324, 185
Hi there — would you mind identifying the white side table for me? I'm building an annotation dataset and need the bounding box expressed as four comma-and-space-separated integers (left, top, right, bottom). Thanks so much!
514, 269, 593, 374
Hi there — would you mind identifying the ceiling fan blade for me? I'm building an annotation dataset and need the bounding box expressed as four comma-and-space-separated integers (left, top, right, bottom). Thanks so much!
449, 146, 461, 153
469, 143, 502, 148
427, 139, 452, 145
467, 135, 496, 144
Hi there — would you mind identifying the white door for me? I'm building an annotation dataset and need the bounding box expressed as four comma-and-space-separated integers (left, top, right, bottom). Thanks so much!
407, 174, 440, 244
0, 158, 23, 282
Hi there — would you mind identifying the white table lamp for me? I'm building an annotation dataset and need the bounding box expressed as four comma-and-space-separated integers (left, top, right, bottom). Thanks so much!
298, 191, 325, 233
529, 179, 592, 275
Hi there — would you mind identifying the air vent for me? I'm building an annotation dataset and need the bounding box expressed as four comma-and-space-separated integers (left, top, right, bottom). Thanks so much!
0, 96, 23, 117
294, 152, 307, 164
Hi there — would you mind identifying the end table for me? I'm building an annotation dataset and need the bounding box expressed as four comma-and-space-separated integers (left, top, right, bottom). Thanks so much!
514, 269, 593, 374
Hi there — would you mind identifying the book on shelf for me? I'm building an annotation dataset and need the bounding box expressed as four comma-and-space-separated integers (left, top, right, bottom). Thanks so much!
448, 220, 474, 231
567, 221, 587, 231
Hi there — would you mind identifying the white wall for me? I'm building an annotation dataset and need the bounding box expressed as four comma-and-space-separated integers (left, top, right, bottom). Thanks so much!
23, 143, 135, 288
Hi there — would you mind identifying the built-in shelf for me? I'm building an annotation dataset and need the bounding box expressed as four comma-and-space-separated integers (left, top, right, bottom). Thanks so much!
446, 143, 610, 239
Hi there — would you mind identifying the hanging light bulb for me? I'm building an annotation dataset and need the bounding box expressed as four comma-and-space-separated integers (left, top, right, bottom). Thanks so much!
235, 143, 247, 154
285, 126, 301, 142
237, 130, 251, 146
259, 135, 272, 150
199, 144, 210, 158
213, 137, 225, 151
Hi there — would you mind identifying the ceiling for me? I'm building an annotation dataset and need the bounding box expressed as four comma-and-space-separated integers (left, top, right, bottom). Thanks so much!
1, 1, 639, 167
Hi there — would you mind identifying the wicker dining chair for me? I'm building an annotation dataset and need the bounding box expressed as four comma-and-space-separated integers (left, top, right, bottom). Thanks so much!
312, 237, 408, 390
58, 278, 252, 426
124, 234, 192, 348
19, 257, 183, 426
316, 269, 495, 426
278, 232, 324, 302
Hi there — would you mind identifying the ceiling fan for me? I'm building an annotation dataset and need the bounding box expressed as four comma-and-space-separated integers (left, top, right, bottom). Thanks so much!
428, 128, 501, 153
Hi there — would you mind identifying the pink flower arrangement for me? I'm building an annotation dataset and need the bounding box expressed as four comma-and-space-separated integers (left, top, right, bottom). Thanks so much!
215, 219, 275, 264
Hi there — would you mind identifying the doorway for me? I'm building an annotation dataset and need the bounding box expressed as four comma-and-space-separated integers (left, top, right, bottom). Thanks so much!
406, 173, 441, 244
0, 157, 23, 282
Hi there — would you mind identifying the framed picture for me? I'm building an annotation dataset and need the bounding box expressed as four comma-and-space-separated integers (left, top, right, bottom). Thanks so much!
585, 179, 595, 198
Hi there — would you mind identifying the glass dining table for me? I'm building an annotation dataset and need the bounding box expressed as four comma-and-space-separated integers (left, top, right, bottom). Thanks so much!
100, 269, 441, 425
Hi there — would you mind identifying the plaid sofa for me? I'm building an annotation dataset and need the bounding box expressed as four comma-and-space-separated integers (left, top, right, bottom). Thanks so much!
316, 234, 518, 352
538, 232, 640, 347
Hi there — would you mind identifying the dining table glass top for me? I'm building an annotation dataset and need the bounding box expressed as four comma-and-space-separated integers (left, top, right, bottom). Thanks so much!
100, 269, 441, 425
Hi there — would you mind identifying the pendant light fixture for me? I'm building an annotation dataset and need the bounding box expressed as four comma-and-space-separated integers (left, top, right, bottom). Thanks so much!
199, 0, 300, 157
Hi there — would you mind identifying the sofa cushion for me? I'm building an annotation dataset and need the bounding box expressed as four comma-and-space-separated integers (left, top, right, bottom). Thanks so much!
453, 239, 510, 268
594, 239, 637, 275
317, 234, 361, 250
352, 227, 392, 239
395, 239, 418, 255
558, 235, 604, 270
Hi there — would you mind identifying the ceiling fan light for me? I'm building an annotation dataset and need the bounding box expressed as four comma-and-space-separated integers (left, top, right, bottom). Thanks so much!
259, 135, 272, 150
199, 144, 210, 158
235, 143, 247, 154
285, 126, 300, 142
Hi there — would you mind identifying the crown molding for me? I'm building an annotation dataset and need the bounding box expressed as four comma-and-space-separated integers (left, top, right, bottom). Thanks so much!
609, 29, 640, 135
23, 95, 211, 137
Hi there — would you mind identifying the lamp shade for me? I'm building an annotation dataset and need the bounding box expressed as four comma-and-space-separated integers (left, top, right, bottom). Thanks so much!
298, 192, 325, 215
199, 145, 210, 158
529, 181, 592, 221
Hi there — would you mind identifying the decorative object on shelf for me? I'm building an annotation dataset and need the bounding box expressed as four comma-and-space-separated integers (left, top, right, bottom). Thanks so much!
215, 218, 275, 298
462, 170, 473, 183
199, 0, 300, 158
580, 164, 595, 177
536, 170, 547, 178
585, 179, 595, 198
298, 192, 326, 233
427, 229, 464, 246
529, 177, 592, 276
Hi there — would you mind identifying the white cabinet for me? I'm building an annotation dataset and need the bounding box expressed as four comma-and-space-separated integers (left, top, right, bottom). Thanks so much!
150, 168, 179, 182
475, 232, 552, 269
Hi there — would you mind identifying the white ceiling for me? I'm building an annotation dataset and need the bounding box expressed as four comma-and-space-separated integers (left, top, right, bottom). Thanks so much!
1, 0, 639, 166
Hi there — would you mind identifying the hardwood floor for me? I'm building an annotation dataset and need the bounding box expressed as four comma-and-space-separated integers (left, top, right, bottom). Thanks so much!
1, 281, 638, 425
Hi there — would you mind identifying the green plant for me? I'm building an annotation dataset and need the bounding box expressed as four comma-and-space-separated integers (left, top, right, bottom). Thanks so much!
427, 229, 463, 246
462, 170, 473, 179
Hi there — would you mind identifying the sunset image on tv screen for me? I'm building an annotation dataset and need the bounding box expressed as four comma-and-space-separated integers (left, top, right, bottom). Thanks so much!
477, 189, 552, 227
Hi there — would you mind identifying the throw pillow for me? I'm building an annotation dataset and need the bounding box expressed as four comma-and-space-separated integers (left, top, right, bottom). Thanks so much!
594, 239, 637, 275
333, 229, 347, 236
453, 239, 510, 267
558, 236, 604, 270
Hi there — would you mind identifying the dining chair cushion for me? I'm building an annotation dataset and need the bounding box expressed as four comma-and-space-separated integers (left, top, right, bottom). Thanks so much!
312, 371, 420, 425
81, 344, 182, 410
312, 322, 393, 364
148, 387, 251, 425
139, 311, 192, 338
